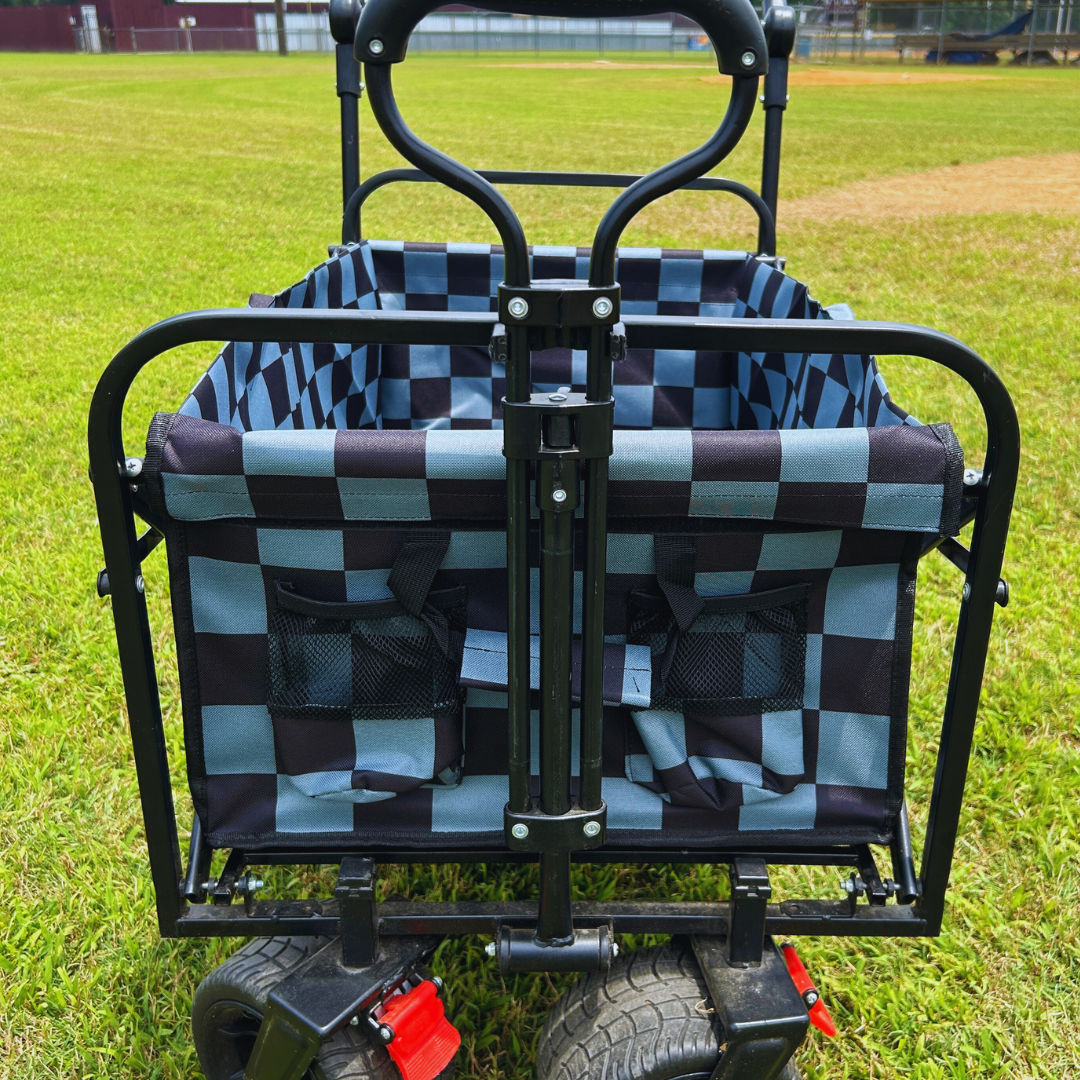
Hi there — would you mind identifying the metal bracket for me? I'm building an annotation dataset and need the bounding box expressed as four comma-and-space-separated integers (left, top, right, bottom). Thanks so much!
497, 280, 619, 328
209, 848, 246, 907
754, 253, 787, 272
935, 537, 1009, 607
692, 935, 808, 1080
502, 394, 614, 462
503, 799, 607, 853
244, 935, 440, 1080
336, 857, 379, 968
497, 280, 621, 350
727, 857, 771, 966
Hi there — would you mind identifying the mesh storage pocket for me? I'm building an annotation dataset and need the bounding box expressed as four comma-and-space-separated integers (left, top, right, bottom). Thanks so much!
267, 582, 467, 796
629, 583, 809, 718
269, 585, 466, 723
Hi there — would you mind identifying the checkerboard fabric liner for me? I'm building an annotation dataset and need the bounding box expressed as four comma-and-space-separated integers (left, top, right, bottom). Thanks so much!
147, 242, 963, 852
147, 415, 963, 537
178, 240, 914, 433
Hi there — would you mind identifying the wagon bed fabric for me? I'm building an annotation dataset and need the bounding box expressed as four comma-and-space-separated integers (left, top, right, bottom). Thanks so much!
150, 242, 962, 852
178, 241, 913, 434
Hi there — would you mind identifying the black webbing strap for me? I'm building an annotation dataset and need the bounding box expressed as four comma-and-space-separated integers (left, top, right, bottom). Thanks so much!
387, 531, 454, 654
387, 531, 451, 615
654, 535, 704, 633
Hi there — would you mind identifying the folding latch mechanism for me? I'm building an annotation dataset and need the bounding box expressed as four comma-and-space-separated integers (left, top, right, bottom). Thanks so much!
502, 394, 614, 463
504, 799, 607, 853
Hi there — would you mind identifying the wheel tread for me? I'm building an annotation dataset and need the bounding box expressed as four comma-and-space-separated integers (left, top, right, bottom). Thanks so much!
537, 942, 802, 1080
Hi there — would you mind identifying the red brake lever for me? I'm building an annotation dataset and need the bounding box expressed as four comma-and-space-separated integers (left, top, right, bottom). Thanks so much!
781, 942, 837, 1037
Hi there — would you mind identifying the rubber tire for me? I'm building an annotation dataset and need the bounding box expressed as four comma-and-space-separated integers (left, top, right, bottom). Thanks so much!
192, 936, 439, 1080
537, 941, 803, 1080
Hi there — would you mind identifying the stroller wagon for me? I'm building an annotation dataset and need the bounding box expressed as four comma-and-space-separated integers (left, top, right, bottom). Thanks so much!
88, 0, 1020, 1077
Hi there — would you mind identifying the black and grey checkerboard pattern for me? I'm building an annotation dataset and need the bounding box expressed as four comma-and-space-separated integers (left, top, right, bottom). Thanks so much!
150, 241, 957, 852
178, 241, 913, 433
147, 413, 963, 537
155, 504, 919, 848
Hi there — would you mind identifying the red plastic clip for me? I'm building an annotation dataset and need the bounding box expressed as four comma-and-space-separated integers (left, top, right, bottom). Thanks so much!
379, 979, 461, 1080
781, 943, 837, 1038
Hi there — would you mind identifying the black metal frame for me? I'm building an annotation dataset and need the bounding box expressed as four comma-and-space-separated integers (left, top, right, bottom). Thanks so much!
87, 1, 1018, 1074
89, 308, 1019, 940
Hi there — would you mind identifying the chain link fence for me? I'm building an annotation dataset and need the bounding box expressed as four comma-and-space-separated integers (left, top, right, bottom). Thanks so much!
82, 3, 1079, 63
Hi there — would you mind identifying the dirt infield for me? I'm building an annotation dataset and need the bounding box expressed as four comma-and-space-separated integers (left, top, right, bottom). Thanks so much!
787, 152, 1080, 220
498, 64, 1001, 80
702, 68, 1003, 87
493, 60, 712, 69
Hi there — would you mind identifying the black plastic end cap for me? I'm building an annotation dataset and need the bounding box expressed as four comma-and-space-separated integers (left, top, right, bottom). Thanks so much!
764, 4, 797, 59
329, 0, 363, 45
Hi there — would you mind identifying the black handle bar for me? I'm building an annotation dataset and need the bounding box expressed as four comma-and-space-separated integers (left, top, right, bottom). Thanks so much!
342, 169, 777, 256
355, 0, 768, 76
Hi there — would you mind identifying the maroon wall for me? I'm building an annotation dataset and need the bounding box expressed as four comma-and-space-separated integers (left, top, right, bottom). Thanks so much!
0, 1, 309, 52
0, 5, 78, 52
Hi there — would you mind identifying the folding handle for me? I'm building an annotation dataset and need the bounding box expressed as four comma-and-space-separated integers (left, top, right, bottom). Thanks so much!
356, 0, 768, 76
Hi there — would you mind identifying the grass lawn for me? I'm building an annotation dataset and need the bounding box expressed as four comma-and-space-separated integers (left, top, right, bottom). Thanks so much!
1, 50, 1079, 1080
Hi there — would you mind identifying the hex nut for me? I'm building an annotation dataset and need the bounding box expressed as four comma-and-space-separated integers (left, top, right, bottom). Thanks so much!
485, 941, 497, 957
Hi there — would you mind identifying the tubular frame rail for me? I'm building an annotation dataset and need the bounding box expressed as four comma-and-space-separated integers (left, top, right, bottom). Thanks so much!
88, 307, 1019, 945
343, 169, 778, 257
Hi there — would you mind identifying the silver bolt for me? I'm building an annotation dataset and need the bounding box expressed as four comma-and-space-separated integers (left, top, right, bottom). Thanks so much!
611, 942, 620, 958
368, 38, 385, 55
124, 456, 143, 478
135, 575, 145, 593
759, 94, 765, 103
583, 820, 601, 838
592, 296, 613, 319
379, 1025, 394, 1044
549, 393, 567, 402
963, 468, 983, 487
552, 488, 567, 504
485, 941, 497, 957
741, 49, 757, 67
511, 823, 529, 839
962, 582, 972, 600
507, 297, 529, 319
350, 1015, 360, 1027
432, 976, 443, 990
